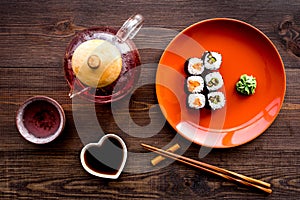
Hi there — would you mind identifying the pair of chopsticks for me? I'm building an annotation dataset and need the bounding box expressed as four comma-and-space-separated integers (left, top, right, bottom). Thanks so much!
141, 143, 272, 194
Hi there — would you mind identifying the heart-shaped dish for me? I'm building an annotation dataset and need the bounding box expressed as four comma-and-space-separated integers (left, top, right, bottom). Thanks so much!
80, 134, 127, 179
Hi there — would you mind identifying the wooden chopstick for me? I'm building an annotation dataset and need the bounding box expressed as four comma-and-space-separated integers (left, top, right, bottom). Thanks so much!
141, 143, 272, 194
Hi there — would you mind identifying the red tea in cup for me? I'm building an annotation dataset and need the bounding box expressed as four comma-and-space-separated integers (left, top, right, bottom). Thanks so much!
16, 96, 65, 144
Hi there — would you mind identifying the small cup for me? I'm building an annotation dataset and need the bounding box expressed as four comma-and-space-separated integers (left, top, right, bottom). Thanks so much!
80, 134, 127, 179
16, 96, 66, 144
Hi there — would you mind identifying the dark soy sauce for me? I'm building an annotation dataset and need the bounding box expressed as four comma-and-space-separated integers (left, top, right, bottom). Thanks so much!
84, 137, 124, 175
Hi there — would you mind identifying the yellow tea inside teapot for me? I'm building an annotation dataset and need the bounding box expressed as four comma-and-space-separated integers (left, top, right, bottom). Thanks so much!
71, 39, 122, 88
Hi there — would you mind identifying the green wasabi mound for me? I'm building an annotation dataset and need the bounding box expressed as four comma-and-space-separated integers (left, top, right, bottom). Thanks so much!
236, 74, 257, 95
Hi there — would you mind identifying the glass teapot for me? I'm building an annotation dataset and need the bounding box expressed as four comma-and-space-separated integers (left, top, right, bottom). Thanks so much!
64, 14, 144, 103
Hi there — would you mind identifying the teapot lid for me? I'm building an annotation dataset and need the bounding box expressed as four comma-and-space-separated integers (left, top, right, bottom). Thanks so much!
71, 39, 122, 88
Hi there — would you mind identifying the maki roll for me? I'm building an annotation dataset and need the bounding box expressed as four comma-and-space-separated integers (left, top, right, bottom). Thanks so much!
186, 76, 204, 93
187, 93, 206, 109
207, 91, 225, 110
205, 72, 224, 91
203, 51, 222, 70
185, 57, 204, 75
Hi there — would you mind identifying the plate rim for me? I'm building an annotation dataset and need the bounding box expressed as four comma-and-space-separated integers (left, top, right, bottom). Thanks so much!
156, 18, 286, 148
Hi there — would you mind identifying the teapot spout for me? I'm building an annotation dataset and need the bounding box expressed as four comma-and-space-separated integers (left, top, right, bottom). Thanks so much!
69, 87, 90, 99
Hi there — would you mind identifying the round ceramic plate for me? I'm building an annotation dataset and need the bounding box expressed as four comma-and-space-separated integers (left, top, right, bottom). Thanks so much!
156, 18, 286, 148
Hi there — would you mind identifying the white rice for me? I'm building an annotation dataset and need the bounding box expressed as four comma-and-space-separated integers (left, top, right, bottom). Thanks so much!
186, 76, 204, 93
188, 93, 206, 109
203, 51, 222, 70
205, 72, 224, 91
187, 57, 204, 75
208, 92, 225, 110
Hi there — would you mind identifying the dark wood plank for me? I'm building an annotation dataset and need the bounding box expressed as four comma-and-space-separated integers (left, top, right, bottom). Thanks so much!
0, 0, 299, 68
1, 66, 299, 199
1, 0, 300, 199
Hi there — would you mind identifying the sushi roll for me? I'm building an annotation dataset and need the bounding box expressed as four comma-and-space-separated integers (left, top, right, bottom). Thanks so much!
205, 72, 224, 91
187, 93, 206, 109
207, 91, 225, 110
185, 57, 204, 75
186, 76, 204, 93
203, 51, 222, 70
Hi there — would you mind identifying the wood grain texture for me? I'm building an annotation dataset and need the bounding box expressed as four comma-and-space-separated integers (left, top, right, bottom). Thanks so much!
1, 0, 300, 199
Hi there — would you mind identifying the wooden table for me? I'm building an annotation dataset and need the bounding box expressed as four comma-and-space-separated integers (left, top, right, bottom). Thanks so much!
1, 1, 299, 199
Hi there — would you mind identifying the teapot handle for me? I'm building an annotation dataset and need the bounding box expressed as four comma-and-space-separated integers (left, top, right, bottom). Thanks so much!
116, 14, 144, 43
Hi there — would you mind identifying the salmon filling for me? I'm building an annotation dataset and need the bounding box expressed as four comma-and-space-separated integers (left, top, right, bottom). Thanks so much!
188, 80, 200, 92
193, 98, 202, 107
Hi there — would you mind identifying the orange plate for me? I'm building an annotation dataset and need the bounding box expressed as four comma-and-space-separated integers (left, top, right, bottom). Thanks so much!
156, 18, 286, 148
